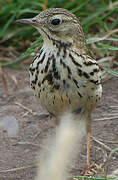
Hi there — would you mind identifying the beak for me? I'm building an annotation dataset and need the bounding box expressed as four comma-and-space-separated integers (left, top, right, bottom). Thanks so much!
15, 18, 38, 26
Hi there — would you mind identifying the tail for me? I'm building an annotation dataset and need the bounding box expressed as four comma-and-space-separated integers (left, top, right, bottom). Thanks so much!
35, 112, 86, 180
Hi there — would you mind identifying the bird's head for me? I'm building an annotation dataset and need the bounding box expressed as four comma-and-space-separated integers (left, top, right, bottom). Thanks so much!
16, 8, 86, 50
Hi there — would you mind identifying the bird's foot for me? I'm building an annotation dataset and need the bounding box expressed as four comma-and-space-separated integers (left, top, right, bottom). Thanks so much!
81, 163, 104, 176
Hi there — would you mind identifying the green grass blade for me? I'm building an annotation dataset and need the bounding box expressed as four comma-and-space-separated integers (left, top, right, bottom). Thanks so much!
73, 176, 114, 180
96, 45, 118, 51
0, 14, 16, 38
87, 38, 118, 44
103, 67, 118, 77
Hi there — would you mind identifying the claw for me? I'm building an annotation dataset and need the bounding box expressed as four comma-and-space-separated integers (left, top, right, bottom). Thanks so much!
81, 163, 104, 176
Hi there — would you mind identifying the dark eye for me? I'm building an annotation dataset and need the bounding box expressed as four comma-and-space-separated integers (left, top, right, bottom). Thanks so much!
51, 18, 61, 25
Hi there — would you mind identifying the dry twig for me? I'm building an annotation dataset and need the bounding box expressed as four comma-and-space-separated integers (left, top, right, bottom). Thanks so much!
0, 164, 37, 173
15, 101, 37, 116
91, 136, 112, 151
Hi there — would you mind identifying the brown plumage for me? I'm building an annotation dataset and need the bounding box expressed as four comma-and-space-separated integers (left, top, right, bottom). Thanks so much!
17, 8, 102, 168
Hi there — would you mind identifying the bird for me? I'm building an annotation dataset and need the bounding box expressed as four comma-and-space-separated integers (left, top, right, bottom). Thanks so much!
16, 8, 102, 169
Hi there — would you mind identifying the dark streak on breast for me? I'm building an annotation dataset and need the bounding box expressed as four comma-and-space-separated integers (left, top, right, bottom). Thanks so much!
77, 68, 82, 76
69, 53, 82, 67
90, 79, 99, 85
39, 53, 46, 64
60, 58, 72, 79
89, 68, 99, 76
83, 61, 98, 66
44, 57, 51, 73
77, 91, 82, 97
83, 71, 90, 79
52, 55, 60, 80
42, 73, 53, 85
73, 78, 80, 88
63, 47, 67, 58
29, 67, 35, 76
32, 48, 43, 64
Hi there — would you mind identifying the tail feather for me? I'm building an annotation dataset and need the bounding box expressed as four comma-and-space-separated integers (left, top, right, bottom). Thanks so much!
35, 112, 86, 180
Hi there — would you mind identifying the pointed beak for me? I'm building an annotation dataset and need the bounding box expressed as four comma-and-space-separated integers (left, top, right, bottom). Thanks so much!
16, 18, 38, 26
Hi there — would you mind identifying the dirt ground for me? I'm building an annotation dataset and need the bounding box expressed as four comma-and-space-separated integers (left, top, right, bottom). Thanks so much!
0, 68, 118, 180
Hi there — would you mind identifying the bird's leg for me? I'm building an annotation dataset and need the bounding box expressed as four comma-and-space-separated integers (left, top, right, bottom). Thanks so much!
81, 115, 92, 175
87, 125, 91, 168
86, 115, 91, 168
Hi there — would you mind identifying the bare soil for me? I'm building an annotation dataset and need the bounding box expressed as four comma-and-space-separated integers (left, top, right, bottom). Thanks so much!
0, 68, 118, 180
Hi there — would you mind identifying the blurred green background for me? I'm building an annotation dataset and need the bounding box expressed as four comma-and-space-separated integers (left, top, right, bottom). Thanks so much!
0, 0, 118, 69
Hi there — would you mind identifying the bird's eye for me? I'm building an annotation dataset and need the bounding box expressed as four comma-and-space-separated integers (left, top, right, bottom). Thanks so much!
51, 18, 61, 25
